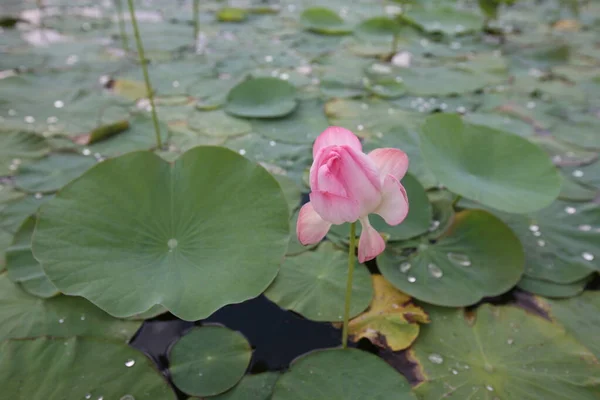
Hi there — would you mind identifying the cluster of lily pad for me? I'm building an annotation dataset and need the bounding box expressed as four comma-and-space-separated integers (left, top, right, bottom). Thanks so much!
0, 0, 599, 399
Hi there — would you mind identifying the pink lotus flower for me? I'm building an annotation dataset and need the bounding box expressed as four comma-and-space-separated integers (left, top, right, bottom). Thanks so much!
297, 126, 409, 262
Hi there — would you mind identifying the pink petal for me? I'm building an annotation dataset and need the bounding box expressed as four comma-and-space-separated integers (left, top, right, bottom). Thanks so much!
297, 202, 332, 245
374, 174, 409, 226
335, 146, 383, 216
368, 148, 409, 182
312, 126, 362, 159
358, 217, 386, 263
310, 191, 360, 225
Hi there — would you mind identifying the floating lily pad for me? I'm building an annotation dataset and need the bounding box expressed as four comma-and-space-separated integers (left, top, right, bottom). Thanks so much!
213, 372, 280, 400
517, 275, 590, 298
88, 113, 169, 157
272, 174, 301, 215
250, 99, 327, 144
226, 78, 298, 118
402, 6, 484, 35
347, 275, 429, 351
0, 194, 51, 234
188, 110, 252, 137
378, 209, 524, 307
169, 325, 252, 397
0, 273, 140, 342
552, 114, 600, 150
0, 337, 176, 399
6, 216, 57, 298
329, 174, 432, 242
299, 7, 352, 35
421, 114, 561, 213
540, 292, 600, 359
0, 129, 49, 176
410, 304, 600, 400
217, 7, 248, 22
473, 200, 600, 283
32, 147, 290, 320
271, 348, 417, 400
355, 17, 401, 43
14, 153, 96, 194
265, 242, 373, 322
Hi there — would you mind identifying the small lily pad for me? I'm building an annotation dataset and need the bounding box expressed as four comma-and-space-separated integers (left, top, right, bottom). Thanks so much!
226, 78, 298, 118
402, 6, 484, 35
213, 372, 280, 400
378, 209, 524, 307
410, 304, 600, 400
347, 275, 429, 351
272, 348, 417, 399
265, 242, 373, 322
421, 114, 562, 213
0, 337, 176, 399
14, 153, 97, 194
300, 7, 352, 35
0, 273, 140, 342
517, 275, 590, 298
169, 325, 252, 397
540, 292, 600, 359
0, 129, 49, 176
217, 7, 248, 22
188, 110, 252, 137
5, 216, 58, 298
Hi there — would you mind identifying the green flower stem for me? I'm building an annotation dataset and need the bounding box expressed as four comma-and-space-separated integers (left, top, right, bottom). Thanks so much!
452, 194, 463, 209
115, 0, 129, 51
126, 0, 162, 149
342, 222, 357, 349
193, 0, 200, 44
391, 33, 399, 55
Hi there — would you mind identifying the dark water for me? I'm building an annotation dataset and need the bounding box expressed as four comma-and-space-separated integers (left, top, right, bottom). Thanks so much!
130, 295, 342, 399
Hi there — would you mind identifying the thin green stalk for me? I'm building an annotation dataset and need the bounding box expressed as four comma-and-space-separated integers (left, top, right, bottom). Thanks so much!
126, 0, 162, 149
391, 33, 399, 56
452, 194, 463, 209
193, 0, 200, 44
115, 0, 129, 51
342, 222, 357, 349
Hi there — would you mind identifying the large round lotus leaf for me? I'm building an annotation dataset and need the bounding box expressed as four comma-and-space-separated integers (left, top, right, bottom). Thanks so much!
225, 78, 298, 118
271, 348, 417, 400
6, 216, 58, 298
188, 110, 252, 137
0, 273, 140, 342
264, 242, 373, 322
565, 160, 600, 190
0, 129, 49, 176
394, 66, 499, 96
517, 275, 590, 298
378, 210, 524, 307
329, 174, 432, 242
251, 99, 327, 144
272, 174, 301, 215
32, 147, 290, 320
474, 200, 599, 283
402, 6, 483, 35
540, 292, 600, 359
212, 372, 280, 400
169, 326, 252, 397
410, 304, 600, 400
14, 153, 96, 194
421, 114, 561, 213
299, 7, 352, 35
347, 275, 429, 351
0, 337, 176, 400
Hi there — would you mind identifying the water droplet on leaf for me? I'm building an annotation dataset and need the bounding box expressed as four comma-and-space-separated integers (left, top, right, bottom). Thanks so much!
428, 353, 443, 364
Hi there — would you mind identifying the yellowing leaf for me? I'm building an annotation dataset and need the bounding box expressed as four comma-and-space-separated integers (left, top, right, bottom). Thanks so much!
347, 274, 429, 351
